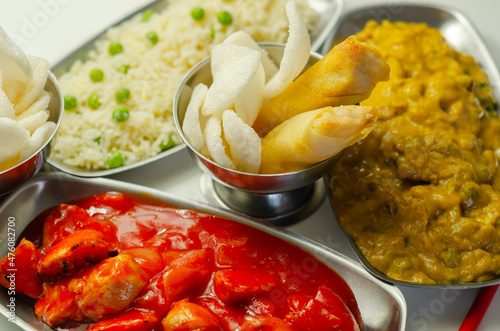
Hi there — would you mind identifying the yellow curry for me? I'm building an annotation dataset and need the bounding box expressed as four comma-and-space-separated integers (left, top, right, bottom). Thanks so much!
329, 20, 500, 284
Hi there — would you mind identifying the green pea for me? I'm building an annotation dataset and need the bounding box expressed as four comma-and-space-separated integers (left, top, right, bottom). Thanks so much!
115, 87, 131, 103
191, 7, 205, 21
142, 9, 154, 22
107, 151, 124, 169
146, 31, 159, 45
87, 93, 101, 109
90, 68, 104, 82
109, 42, 123, 56
112, 106, 130, 122
217, 11, 232, 26
64, 94, 77, 110
160, 135, 175, 151
117, 64, 130, 74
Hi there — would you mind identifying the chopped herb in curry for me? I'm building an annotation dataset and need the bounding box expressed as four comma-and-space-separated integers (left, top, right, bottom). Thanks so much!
329, 20, 500, 284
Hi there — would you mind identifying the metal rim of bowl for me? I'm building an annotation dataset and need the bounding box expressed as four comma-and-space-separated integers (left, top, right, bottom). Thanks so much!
0, 72, 64, 196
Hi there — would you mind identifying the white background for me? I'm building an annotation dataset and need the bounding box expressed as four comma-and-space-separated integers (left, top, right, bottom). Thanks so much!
1, 0, 499, 330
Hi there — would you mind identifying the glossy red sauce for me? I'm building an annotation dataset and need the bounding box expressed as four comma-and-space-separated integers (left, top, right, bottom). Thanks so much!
5, 192, 361, 331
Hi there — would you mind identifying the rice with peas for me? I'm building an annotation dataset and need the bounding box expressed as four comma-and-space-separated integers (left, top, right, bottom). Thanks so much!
53, 0, 318, 170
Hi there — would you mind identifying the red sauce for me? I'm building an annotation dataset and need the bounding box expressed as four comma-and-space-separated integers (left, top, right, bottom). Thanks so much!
4, 192, 361, 331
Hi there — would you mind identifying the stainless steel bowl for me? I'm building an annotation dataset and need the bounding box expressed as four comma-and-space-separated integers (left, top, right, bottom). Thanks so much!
174, 43, 343, 225
0, 73, 63, 196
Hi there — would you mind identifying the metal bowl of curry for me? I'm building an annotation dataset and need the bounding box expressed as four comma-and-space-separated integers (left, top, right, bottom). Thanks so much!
323, 4, 500, 288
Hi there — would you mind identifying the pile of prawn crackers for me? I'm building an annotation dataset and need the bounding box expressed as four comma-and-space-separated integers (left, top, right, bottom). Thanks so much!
0, 27, 56, 172
182, 1, 391, 174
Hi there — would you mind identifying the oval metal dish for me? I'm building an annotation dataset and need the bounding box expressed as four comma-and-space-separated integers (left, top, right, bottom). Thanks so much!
46, 0, 344, 178
323, 4, 500, 289
0, 173, 405, 331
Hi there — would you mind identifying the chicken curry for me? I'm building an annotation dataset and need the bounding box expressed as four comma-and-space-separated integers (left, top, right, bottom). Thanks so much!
329, 20, 500, 284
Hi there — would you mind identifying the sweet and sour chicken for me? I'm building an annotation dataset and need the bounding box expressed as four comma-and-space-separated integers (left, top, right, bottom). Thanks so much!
0, 192, 361, 330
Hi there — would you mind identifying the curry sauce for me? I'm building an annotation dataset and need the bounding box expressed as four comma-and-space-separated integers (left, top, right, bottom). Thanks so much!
329, 20, 500, 284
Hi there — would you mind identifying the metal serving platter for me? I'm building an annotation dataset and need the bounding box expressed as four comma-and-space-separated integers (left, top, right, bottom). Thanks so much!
46, 0, 343, 178
323, 4, 500, 289
0, 173, 406, 331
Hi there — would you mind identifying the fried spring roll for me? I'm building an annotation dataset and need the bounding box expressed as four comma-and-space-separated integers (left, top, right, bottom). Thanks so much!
253, 36, 389, 137
259, 105, 377, 174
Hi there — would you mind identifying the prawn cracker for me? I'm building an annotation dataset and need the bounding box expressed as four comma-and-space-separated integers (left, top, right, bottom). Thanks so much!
264, 1, 311, 99
204, 113, 236, 170
182, 83, 207, 152
0, 117, 30, 164
222, 109, 261, 173
202, 44, 261, 116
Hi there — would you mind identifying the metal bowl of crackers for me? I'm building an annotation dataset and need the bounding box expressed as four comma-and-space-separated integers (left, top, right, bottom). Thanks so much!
0, 72, 63, 196
0, 29, 64, 196
174, 43, 339, 225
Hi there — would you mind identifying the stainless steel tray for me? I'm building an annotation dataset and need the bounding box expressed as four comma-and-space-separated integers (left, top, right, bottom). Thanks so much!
47, 0, 343, 178
0, 173, 406, 331
323, 4, 500, 289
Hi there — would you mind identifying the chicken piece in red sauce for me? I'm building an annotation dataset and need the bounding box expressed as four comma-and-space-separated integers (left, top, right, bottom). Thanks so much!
37, 229, 116, 280
35, 254, 148, 327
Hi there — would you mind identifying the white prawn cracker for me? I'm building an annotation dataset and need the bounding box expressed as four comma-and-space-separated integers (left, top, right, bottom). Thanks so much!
18, 109, 49, 134
264, 1, 311, 99
222, 109, 261, 173
16, 90, 50, 121
19, 122, 57, 161
0, 26, 33, 95
182, 83, 207, 152
0, 85, 15, 119
235, 63, 265, 126
204, 114, 236, 170
0, 117, 30, 165
0, 26, 55, 171
201, 43, 261, 116
223, 31, 279, 81
14, 56, 49, 115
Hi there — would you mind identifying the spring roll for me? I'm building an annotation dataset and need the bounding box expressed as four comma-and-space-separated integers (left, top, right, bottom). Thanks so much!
259, 105, 377, 174
252, 36, 389, 137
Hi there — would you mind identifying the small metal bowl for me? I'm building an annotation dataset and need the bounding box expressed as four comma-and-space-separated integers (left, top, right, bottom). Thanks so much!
174, 43, 343, 225
0, 73, 64, 196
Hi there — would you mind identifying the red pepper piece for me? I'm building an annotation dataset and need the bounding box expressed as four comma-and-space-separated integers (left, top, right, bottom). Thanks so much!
87, 309, 160, 331
134, 249, 212, 316
213, 269, 277, 305
294, 286, 361, 331
77, 191, 134, 215
0, 238, 43, 298
40, 204, 115, 253
121, 247, 165, 279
